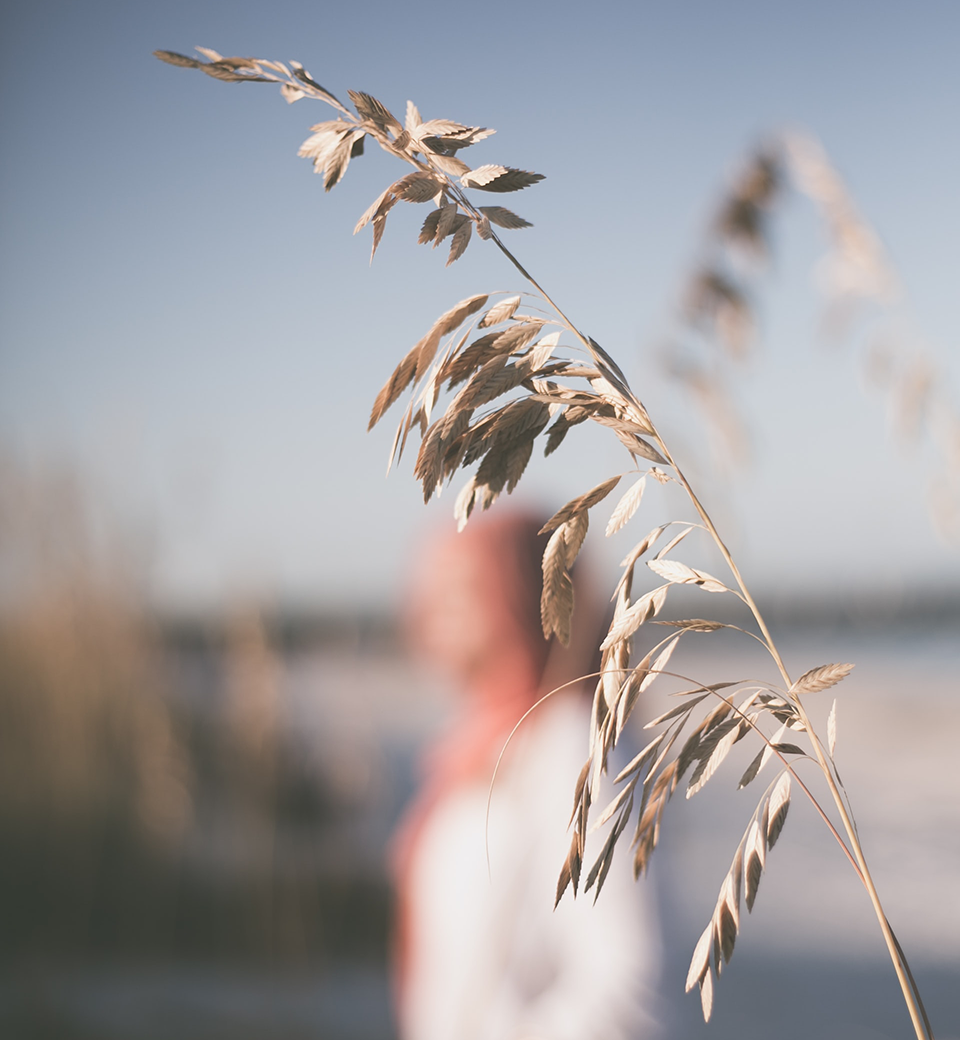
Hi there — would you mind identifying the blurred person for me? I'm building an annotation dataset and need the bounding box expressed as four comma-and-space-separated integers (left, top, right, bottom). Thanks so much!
391, 512, 662, 1040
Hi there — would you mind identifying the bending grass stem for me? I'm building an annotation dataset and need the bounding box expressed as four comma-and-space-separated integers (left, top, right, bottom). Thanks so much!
659, 445, 932, 1039
479, 230, 932, 1039
658, 448, 933, 1040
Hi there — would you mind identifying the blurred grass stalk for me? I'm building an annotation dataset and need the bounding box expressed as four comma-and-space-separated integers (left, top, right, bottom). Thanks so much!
0, 456, 191, 958
0, 455, 388, 970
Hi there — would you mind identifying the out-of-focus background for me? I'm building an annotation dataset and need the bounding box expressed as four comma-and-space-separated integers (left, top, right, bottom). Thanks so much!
1, 2, 958, 1038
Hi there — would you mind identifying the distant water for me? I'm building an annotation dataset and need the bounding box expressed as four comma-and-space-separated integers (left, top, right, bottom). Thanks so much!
2, 958, 956, 1040
282, 621, 960, 962
650, 622, 960, 1037
283, 620, 960, 1037
4, 622, 956, 1039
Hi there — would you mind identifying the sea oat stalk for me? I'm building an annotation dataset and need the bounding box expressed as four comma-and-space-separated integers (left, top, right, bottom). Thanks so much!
156, 48, 933, 1038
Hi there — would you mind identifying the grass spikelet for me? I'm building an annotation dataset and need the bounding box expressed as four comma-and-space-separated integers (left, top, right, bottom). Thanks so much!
159, 51, 936, 1040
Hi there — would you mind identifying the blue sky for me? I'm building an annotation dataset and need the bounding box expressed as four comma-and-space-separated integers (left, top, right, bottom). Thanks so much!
2, 0, 958, 611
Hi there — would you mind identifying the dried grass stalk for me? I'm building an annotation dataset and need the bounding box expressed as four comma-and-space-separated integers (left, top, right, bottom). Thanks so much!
158, 49, 934, 1040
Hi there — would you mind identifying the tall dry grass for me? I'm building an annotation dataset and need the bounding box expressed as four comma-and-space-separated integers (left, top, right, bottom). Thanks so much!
0, 457, 191, 958
156, 48, 935, 1038
0, 457, 390, 969
664, 133, 960, 539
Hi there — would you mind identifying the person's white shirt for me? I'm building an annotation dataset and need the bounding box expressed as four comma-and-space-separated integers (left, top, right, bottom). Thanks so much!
401, 693, 663, 1040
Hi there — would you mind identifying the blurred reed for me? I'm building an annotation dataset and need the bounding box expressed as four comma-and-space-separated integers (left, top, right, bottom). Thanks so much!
0, 455, 391, 969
